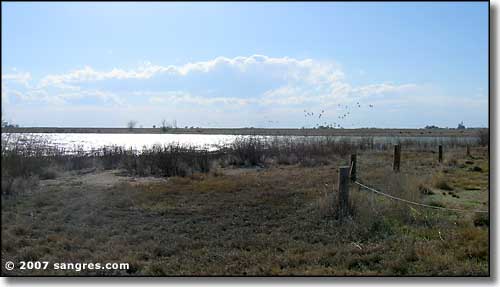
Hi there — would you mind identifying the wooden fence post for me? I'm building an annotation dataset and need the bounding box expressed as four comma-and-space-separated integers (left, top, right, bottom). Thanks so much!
466, 145, 471, 158
338, 166, 350, 222
350, 154, 357, 182
393, 144, 401, 172
438, 145, 443, 163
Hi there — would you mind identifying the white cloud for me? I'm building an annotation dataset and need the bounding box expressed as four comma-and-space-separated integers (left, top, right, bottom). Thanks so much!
2, 84, 123, 106
2, 72, 32, 86
261, 86, 315, 105
145, 91, 249, 106
260, 81, 416, 106
36, 55, 344, 87
38, 65, 167, 87
1, 86, 9, 105
56, 90, 124, 105
3, 55, 421, 125
2, 87, 65, 105
352, 83, 418, 97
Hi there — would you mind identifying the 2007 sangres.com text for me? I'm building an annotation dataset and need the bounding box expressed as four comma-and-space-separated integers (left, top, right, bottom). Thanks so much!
5, 261, 129, 272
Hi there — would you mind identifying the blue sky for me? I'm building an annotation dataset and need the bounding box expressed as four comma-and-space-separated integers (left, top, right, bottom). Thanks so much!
1, 2, 488, 128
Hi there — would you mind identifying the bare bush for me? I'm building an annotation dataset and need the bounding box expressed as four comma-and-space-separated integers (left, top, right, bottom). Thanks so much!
477, 129, 489, 146
127, 120, 138, 130
230, 137, 265, 166
2, 175, 39, 196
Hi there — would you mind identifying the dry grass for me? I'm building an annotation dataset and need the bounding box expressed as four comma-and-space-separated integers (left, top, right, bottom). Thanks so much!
432, 176, 454, 191
1, 145, 489, 276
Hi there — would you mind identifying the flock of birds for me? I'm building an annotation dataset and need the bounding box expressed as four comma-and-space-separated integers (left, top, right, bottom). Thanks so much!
303, 102, 374, 129
205, 101, 375, 128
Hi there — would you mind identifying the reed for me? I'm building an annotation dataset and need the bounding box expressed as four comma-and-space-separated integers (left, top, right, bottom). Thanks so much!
1, 133, 485, 196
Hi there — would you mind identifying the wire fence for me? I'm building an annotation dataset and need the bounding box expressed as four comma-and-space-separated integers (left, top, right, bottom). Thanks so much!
353, 179, 488, 214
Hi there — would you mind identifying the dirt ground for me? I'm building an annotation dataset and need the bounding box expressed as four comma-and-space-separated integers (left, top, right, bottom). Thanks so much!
1, 146, 489, 276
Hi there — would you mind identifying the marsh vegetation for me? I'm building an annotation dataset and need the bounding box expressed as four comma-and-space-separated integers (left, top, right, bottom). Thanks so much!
1, 132, 489, 275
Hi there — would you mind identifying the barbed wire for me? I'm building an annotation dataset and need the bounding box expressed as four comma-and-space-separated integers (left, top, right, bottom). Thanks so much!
354, 180, 489, 214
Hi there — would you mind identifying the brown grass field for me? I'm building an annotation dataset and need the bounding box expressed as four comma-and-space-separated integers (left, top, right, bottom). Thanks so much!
1, 144, 489, 276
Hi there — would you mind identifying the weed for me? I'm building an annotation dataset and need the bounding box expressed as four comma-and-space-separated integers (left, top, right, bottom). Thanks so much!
433, 177, 454, 191
469, 166, 483, 172
426, 201, 445, 208
418, 184, 434, 195
473, 213, 489, 227
39, 166, 59, 180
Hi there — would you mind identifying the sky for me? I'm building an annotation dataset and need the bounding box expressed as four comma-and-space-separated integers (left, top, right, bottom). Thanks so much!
1, 2, 489, 128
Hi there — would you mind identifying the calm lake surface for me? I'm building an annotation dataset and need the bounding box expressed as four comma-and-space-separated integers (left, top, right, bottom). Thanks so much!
2, 133, 479, 152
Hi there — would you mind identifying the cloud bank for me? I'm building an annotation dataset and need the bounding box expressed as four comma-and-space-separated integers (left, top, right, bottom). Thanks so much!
5, 54, 475, 128
3, 55, 415, 106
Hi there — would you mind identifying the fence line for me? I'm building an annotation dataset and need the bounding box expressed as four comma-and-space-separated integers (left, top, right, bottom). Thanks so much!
353, 179, 488, 214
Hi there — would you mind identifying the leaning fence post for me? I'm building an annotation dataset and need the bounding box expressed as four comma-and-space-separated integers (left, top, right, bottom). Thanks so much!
393, 144, 401, 172
438, 145, 443, 163
338, 166, 350, 222
350, 154, 357, 182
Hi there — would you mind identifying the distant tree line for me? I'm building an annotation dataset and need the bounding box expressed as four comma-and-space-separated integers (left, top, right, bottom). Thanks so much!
1, 119, 19, 128
425, 121, 467, 130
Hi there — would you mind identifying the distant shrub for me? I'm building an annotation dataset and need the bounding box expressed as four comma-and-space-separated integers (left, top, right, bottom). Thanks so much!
447, 158, 458, 167
230, 137, 265, 166
127, 120, 138, 130
473, 213, 489, 227
277, 153, 299, 165
469, 166, 483, 172
1, 175, 39, 196
119, 144, 211, 177
38, 166, 58, 180
477, 129, 489, 146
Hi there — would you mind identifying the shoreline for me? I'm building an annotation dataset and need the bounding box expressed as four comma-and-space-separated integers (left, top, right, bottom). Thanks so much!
1, 127, 486, 137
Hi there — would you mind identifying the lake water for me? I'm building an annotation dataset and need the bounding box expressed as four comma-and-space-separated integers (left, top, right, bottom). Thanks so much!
2, 132, 479, 152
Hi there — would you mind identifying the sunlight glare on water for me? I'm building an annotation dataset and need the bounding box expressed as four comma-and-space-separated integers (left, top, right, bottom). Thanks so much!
24, 133, 241, 151
1, 132, 478, 154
